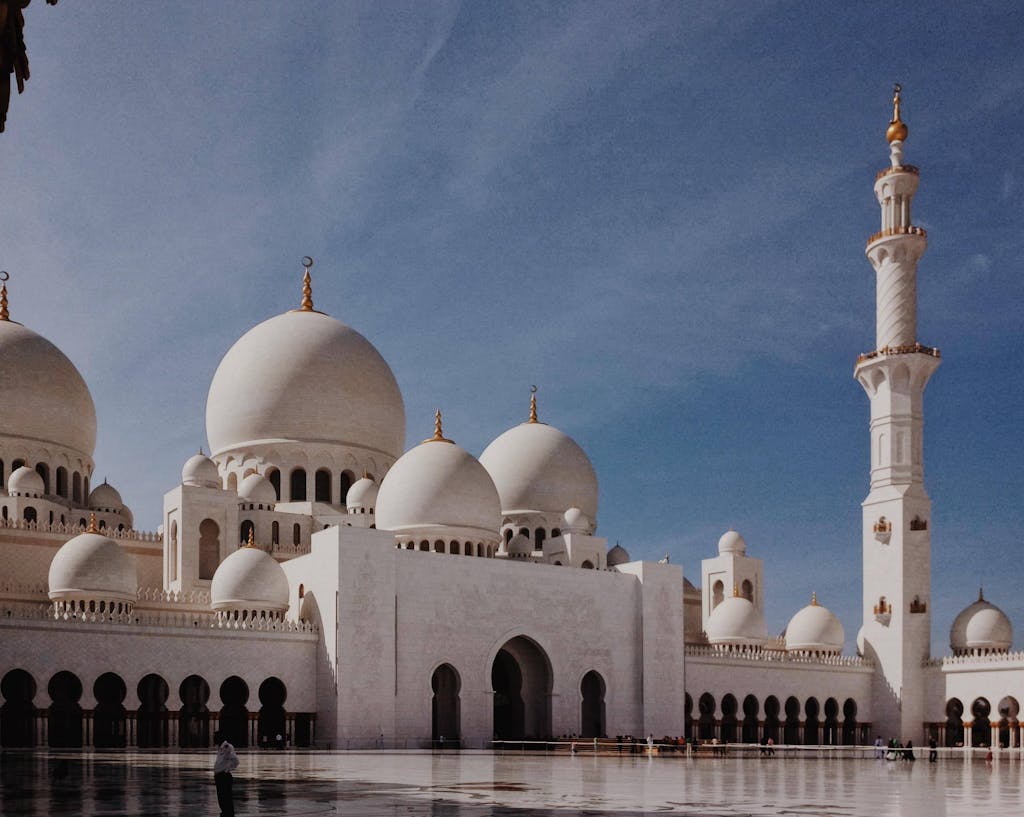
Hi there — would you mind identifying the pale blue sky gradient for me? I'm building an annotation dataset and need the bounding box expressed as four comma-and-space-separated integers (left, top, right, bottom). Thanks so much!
2, 1, 1022, 655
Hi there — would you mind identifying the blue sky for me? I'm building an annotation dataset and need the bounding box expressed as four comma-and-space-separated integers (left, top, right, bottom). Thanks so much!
2, 1, 1022, 656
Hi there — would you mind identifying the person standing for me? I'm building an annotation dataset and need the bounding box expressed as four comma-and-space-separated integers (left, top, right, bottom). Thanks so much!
928, 736, 938, 763
213, 730, 239, 817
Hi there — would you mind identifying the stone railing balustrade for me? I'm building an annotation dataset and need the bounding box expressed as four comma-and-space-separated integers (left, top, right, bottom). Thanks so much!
0, 516, 161, 542
685, 643, 872, 668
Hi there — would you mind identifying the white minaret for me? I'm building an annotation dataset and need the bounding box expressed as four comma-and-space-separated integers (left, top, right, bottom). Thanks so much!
855, 86, 940, 743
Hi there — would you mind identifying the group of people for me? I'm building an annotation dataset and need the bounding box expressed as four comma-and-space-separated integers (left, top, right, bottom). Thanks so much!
873, 736, 935, 762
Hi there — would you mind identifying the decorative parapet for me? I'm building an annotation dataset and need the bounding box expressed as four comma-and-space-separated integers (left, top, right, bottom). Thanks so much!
925, 651, 1024, 668
135, 587, 211, 606
0, 516, 161, 543
685, 643, 872, 668
0, 599, 317, 634
856, 343, 941, 365
0, 580, 49, 599
865, 224, 927, 247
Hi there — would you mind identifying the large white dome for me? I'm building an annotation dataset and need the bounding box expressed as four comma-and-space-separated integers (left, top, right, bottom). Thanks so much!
705, 595, 767, 646
48, 529, 137, 603
950, 591, 1012, 654
211, 547, 290, 613
479, 420, 598, 520
206, 310, 405, 460
0, 319, 97, 460
376, 432, 501, 540
785, 595, 845, 653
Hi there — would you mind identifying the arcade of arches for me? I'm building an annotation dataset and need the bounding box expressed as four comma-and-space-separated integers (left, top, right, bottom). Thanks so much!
932, 696, 1022, 749
685, 692, 868, 746
0, 669, 314, 749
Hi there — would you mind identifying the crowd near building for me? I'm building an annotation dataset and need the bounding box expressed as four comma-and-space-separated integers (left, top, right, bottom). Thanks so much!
2, 91, 1022, 752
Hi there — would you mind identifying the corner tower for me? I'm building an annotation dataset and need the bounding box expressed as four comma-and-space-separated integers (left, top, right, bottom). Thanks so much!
855, 86, 940, 742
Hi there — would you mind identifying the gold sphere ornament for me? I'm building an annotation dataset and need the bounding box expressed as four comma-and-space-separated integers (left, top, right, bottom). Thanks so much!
886, 83, 908, 144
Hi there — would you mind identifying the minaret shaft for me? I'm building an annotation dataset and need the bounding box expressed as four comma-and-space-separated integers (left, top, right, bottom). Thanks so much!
854, 87, 938, 744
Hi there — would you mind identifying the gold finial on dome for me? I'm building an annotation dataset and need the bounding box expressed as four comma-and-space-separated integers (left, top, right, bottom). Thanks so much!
528, 385, 539, 423
299, 256, 314, 311
732, 581, 740, 598
246, 527, 256, 548
423, 409, 454, 444
87, 512, 98, 534
811, 591, 818, 606
886, 83, 908, 144
0, 271, 9, 321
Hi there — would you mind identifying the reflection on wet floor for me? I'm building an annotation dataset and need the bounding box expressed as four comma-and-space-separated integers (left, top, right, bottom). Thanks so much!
1, 750, 1022, 816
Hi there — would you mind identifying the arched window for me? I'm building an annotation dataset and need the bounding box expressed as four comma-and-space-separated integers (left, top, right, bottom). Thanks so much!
339, 470, 355, 504
23, 507, 36, 524
434, 540, 445, 553
198, 519, 220, 580
314, 469, 331, 503
2, 506, 8, 520
35, 463, 50, 495
83, 476, 90, 499
290, 468, 306, 501
267, 469, 281, 501
271, 521, 279, 546
580, 560, 594, 569
55, 467, 68, 498
169, 521, 178, 582
72, 472, 82, 504
712, 580, 724, 609
292, 524, 301, 546
741, 579, 753, 602
504, 528, 513, 545
534, 528, 546, 549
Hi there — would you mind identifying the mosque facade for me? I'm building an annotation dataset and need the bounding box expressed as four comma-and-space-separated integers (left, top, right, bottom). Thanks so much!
1, 93, 1023, 752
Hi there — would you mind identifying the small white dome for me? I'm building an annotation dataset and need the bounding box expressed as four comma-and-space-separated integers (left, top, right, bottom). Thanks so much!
507, 533, 532, 557
7, 465, 44, 496
562, 506, 593, 534
718, 529, 746, 555
238, 473, 276, 504
706, 595, 767, 646
376, 430, 501, 540
346, 476, 378, 510
480, 420, 598, 521
607, 543, 631, 567
950, 591, 1012, 654
211, 547, 289, 613
48, 529, 137, 603
89, 480, 123, 511
785, 595, 845, 653
182, 452, 220, 488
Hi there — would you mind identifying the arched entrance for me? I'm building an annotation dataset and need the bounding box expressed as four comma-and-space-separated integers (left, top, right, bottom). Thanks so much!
804, 697, 820, 745
971, 698, 992, 747
823, 698, 839, 746
179, 675, 211, 748
491, 636, 551, 741
741, 695, 759, 743
431, 664, 460, 744
93, 673, 127, 748
683, 693, 693, 741
841, 698, 857, 746
720, 694, 738, 743
998, 696, 1019, 749
783, 696, 801, 745
763, 696, 781, 744
257, 677, 287, 747
1, 669, 37, 747
945, 698, 964, 747
219, 676, 250, 748
580, 670, 605, 738
137, 674, 169, 748
48, 671, 83, 748
697, 693, 716, 740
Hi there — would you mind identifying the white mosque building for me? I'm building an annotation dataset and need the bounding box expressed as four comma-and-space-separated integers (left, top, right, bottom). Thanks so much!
1, 91, 1022, 752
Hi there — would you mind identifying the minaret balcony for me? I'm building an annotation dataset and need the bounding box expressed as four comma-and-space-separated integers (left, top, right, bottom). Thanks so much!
875, 164, 919, 181
865, 225, 927, 248
873, 600, 893, 625
855, 342, 941, 366
872, 517, 892, 544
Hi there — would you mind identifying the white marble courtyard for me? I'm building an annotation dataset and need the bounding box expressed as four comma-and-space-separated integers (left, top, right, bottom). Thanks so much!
1, 750, 1021, 816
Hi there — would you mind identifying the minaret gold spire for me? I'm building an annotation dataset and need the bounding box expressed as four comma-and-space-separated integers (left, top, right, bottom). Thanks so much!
87, 513, 98, 534
811, 591, 818, 606
423, 409, 454, 444
886, 83, 908, 144
528, 385, 538, 423
0, 271, 9, 321
299, 256, 314, 311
